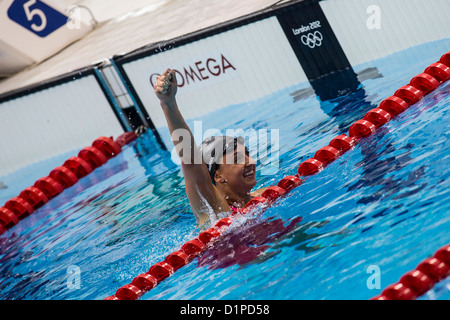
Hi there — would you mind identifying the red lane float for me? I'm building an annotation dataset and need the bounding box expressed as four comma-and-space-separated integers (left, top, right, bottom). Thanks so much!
0, 133, 138, 235
103, 52, 450, 300
399, 270, 433, 296
410, 73, 440, 94
378, 96, 409, 117
199, 228, 221, 245
314, 146, 341, 165
261, 186, 286, 202
372, 244, 450, 300
92, 136, 122, 159
277, 175, 303, 191
181, 238, 206, 257
348, 120, 376, 139
394, 85, 423, 105
49, 166, 79, 188
131, 273, 158, 291
363, 108, 392, 127
329, 134, 356, 152
298, 158, 323, 176
0, 207, 19, 229
164, 251, 190, 270
19, 187, 49, 210
78, 146, 108, 169
416, 257, 449, 282
245, 196, 267, 209
440, 52, 450, 67
5, 197, 33, 220
381, 283, 417, 300
215, 217, 233, 229
115, 284, 143, 300
116, 132, 139, 147
434, 245, 450, 265
424, 62, 450, 83
63, 157, 93, 179
34, 177, 64, 199
148, 262, 175, 282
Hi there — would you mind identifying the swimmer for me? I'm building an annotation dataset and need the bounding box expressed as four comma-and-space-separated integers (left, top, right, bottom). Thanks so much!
154, 68, 268, 225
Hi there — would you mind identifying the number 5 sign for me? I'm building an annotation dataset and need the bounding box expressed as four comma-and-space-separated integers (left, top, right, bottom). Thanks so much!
7, 0, 68, 37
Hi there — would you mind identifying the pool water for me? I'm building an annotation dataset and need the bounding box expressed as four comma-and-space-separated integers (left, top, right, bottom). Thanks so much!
0, 39, 449, 300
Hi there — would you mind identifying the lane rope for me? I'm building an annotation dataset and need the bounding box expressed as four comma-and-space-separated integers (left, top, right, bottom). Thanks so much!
104, 51, 450, 300
105, 52, 449, 300
1, 51, 448, 300
0, 133, 139, 233
371, 244, 450, 300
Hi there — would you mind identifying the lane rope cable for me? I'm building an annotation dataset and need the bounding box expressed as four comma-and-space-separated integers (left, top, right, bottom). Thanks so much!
105, 51, 450, 300
0, 52, 448, 300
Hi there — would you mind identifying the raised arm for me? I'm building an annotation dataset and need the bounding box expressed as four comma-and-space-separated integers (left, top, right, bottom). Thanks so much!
153, 69, 229, 225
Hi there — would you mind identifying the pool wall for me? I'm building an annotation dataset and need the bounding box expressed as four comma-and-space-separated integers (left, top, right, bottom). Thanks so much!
0, 68, 125, 178
0, 0, 449, 177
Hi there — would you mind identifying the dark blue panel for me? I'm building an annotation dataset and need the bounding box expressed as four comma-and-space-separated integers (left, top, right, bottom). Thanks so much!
7, 0, 68, 38
276, 0, 360, 101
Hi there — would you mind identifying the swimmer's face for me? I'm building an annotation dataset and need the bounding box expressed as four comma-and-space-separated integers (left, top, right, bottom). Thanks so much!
214, 143, 256, 193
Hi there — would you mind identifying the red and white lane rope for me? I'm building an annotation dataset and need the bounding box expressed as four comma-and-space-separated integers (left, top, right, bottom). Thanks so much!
104, 52, 450, 300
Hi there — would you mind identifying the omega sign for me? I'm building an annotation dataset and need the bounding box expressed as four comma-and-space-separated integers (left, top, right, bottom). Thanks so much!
292, 20, 323, 48
149, 54, 236, 88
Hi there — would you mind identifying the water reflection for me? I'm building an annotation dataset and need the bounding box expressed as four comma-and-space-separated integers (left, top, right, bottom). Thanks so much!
0, 269, 47, 300
197, 215, 330, 270
347, 130, 427, 205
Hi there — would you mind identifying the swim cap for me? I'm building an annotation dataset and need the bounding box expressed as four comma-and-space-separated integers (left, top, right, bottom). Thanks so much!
199, 136, 245, 184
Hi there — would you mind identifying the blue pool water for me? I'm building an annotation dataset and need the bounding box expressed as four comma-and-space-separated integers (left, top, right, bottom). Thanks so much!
0, 39, 449, 300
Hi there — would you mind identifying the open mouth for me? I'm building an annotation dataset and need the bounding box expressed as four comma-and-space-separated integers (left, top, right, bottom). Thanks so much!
243, 167, 255, 178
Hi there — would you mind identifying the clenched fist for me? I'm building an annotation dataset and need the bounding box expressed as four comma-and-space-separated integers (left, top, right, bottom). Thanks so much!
154, 68, 177, 106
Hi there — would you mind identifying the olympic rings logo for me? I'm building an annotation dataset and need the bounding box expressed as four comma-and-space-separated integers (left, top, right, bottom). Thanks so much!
300, 31, 323, 48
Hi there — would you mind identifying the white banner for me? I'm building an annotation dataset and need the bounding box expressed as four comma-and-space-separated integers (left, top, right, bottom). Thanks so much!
321, 0, 450, 67
0, 75, 123, 177
121, 16, 307, 145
